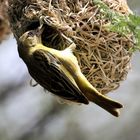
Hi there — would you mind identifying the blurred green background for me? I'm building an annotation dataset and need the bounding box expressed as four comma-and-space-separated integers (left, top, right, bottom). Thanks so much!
0, 1, 140, 140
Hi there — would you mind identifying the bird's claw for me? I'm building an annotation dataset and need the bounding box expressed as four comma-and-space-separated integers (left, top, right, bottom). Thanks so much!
39, 15, 54, 27
30, 79, 38, 87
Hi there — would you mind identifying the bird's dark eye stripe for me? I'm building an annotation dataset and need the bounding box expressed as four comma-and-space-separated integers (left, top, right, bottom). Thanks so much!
28, 32, 34, 37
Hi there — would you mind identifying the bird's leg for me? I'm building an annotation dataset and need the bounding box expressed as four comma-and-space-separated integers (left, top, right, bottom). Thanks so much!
60, 32, 77, 53
67, 42, 76, 52
60, 32, 73, 43
39, 15, 56, 28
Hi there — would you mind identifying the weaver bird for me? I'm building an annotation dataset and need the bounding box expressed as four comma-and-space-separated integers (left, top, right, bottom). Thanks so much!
18, 27, 123, 117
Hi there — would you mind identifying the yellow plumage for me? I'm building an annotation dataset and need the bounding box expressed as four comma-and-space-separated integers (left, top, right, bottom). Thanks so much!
19, 27, 123, 117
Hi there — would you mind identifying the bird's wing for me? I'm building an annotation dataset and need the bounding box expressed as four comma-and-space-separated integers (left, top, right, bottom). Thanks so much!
32, 49, 89, 104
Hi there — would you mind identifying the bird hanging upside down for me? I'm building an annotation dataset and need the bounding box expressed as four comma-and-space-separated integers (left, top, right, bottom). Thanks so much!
18, 26, 123, 117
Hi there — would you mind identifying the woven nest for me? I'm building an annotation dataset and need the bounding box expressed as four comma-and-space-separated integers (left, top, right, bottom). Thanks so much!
8, 0, 134, 94
0, 0, 11, 43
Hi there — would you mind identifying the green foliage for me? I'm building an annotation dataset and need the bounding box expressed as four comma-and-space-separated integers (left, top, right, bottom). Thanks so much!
93, 0, 140, 51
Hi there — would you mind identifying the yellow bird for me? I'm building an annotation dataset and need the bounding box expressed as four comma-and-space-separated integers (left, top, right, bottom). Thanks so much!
19, 27, 123, 117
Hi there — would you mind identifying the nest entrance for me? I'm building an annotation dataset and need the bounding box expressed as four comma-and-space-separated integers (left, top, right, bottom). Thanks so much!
8, 0, 134, 94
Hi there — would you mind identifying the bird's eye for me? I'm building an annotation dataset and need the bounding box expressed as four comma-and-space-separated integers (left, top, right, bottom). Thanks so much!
28, 31, 34, 37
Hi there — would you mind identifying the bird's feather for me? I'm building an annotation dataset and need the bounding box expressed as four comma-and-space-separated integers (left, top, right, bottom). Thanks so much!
28, 49, 89, 104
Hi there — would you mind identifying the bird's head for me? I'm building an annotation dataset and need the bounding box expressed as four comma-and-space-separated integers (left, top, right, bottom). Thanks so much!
19, 26, 44, 48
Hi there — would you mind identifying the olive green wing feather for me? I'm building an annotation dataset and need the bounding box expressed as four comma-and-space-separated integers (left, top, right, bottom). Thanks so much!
31, 49, 89, 104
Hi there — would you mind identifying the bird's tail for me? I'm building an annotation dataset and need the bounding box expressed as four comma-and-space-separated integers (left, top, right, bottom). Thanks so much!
59, 46, 123, 117
86, 92, 123, 117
